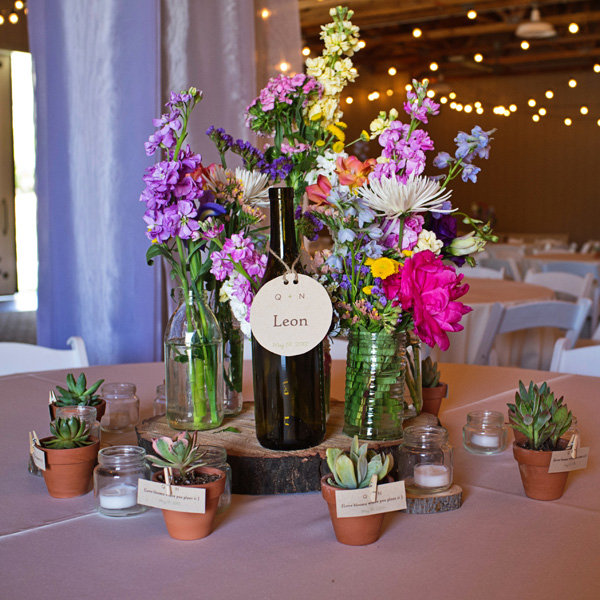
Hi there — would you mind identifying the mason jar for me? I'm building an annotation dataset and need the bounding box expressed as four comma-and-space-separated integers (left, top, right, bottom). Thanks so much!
463, 410, 508, 455
153, 383, 166, 417
200, 445, 232, 511
55, 405, 101, 440
93, 446, 151, 516
100, 383, 140, 432
399, 425, 453, 494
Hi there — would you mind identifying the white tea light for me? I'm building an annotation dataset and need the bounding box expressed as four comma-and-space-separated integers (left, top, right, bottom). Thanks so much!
99, 483, 138, 509
413, 464, 450, 488
470, 432, 500, 448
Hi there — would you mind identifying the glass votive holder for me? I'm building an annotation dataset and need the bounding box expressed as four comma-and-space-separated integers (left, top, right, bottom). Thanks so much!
463, 410, 508, 455
93, 446, 151, 516
100, 383, 139, 432
153, 383, 166, 417
55, 405, 101, 440
399, 425, 453, 495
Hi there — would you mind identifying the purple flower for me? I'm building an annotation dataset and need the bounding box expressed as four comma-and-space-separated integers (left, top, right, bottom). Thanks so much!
433, 152, 452, 169
404, 91, 440, 124
429, 214, 457, 245
461, 163, 481, 183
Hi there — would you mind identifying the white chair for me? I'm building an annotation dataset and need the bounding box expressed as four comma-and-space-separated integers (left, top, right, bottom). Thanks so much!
473, 298, 592, 366
0, 336, 89, 376
479, 256, 522, 281
550, 337, 600, 377
486, 243, 526, 261
580, 240, 600, 254
523, 269, 594, 302
456, 265, 506, 279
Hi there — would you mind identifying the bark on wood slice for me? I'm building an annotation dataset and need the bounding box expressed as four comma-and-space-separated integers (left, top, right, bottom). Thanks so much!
136, 402, 404, 495
404, 484, 462, 514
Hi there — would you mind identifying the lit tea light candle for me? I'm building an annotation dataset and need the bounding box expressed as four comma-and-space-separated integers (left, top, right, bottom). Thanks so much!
99, 483, 138, 509
413, 464, 450, 488
471, 432, 500, 448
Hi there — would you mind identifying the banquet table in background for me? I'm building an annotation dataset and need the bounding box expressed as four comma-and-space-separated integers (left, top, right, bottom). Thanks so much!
1, 360, 598, 600
432, 277, 556, 368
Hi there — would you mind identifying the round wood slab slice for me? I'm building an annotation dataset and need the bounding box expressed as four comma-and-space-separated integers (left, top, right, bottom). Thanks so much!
405, 484, 463, 514
136, 402, 404, 495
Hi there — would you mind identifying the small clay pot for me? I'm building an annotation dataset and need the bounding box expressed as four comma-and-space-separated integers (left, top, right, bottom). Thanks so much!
321, 475, 385, 546
50, 400, 106, 422
153, 467, 226, 540
421, 383, 448, 417
38, 437, 100, 498
512, 441, 569, 501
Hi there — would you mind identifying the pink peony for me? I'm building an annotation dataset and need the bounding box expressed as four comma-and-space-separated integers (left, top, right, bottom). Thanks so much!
384, 250, 471, 350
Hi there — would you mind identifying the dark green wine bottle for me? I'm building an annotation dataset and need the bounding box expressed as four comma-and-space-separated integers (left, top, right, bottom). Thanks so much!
251, 187, 326, 450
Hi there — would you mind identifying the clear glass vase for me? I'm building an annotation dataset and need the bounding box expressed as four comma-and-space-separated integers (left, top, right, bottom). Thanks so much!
165, 290, 224, 431
343, 329, 407, 440
213, 298, 244, 416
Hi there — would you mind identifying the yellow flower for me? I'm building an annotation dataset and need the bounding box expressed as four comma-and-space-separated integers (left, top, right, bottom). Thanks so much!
402, 250, 414, 257
360, 130, 370, 141
316, 140, 326, 147
335, 121, 348, 130
362, 286, 373, 295
327, 124, 346, 141
310, 111, 323, 121
365, 257, 375, 266
332, 140, 345, 153
370, 257, 400, 279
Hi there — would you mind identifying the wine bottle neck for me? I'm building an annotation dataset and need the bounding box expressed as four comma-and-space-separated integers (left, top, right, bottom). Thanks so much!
269, 187, 298, 260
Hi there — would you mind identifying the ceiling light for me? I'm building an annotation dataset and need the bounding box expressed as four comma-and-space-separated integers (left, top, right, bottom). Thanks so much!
521, 40, 530, 50
386, 89, 394, 96
509, 104, 517, 112
545, 90, 554, 99
569, 78, 577, 88
594, 64, 600, 73
412, 28, 422, 38
473, 53, 483, 63
426, 90, 435, 98
368, 91, 380, 101
0, 15, 4, 25
538, 107, 547, 116
450, 101, 457, 109
260, 8, 271, 19
516, 7, 557, 39
357, 40, 366, 49
302, 47, 310, 57
14, 1, 24, 9
449, 92, 456, 99
597, 119, 600, 126
564, 118, 572, 126
440, 96, 448, 104
279, 61, 290, 72
467, 10, 477, 20
568, 23, 579, 34
8, 12, 18, 23
476, 107, 484, 114
528, 98, 536, 107
429, 62, 439, 71
464, 104, 473, 113
346, 96, 353, 104
532, 115, 540, 122
474, 101, 481, 108
580, 106, 588, 115
388, 67, 397, 76
456, 104, 463, 112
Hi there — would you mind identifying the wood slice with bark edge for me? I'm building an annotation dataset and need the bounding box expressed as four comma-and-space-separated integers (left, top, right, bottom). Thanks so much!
136, 402, 404, 495
404, 484, 463, 514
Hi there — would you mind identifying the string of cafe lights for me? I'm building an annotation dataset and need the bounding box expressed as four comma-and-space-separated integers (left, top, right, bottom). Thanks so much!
0, 0, 26, 27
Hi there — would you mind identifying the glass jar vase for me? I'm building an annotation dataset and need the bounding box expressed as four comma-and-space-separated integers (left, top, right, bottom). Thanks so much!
199, 445, 232, 511
399, 425, 453, 494
153, 383, 166, 416
93, 446, 151, 516
165, 290, 224, 431
55, 405, 100, 439
100, 383, 139, 433
343, 329, 407, 440
463, 410, 508, 455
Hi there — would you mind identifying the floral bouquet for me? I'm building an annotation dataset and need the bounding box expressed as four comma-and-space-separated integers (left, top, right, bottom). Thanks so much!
298, 79, 497, 438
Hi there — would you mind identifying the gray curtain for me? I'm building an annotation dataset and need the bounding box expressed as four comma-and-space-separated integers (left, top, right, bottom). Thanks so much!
28, 0, 301, 365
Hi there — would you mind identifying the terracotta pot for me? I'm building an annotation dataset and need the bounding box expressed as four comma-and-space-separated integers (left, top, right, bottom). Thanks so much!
38, 437, 100, 498
421, 383, 448, 417
512, 441, 569, 501
320, 475, 385, 546
152, 467, 226, 540
50, 399, 106, 422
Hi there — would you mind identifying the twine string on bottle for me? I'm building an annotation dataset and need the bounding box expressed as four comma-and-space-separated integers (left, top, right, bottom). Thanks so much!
268, 248, 300, 284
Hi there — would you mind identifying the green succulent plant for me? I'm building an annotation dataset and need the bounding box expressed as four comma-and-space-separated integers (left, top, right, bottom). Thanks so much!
42, 416, 94, 449
147, 432, 207, 477
326, 435, 393, 489
421, 357, 441, 388
55, 373, 104, 407
507, 380, 573, 451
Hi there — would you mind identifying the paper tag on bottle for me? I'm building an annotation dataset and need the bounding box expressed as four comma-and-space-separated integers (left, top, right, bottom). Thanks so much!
250, 274, 332, 356
136, 479, 206, 513
547, 447, 589, 473
335, 481, 407, 518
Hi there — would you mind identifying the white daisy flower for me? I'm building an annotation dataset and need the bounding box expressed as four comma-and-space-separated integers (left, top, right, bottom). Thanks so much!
236, 168, 269, 206
358, 175, 454, 219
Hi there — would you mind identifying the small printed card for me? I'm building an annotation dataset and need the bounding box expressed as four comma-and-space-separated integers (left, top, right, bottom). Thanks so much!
250, 274, 333, 357
137, 479, 206, 513
335, 481, 407, 518
31, 445, 46, 471
548, 447, 589, 473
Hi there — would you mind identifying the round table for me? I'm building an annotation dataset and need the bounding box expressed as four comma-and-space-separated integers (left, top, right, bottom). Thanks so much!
432, 277, 556, 367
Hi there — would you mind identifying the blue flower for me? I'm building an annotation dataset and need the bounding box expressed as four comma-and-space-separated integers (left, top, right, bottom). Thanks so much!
338, 228, 356, 243
433, 152, 452, 169
326, 254, 343, 270
363, 241, 384, 259
357, 207, 375, 227
461, 163, 481, 183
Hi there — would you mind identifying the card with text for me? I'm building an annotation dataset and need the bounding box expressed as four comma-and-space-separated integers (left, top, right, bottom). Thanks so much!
548, 447, 589, 473
335, 481, 406, 518
137, 479, 206, 513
